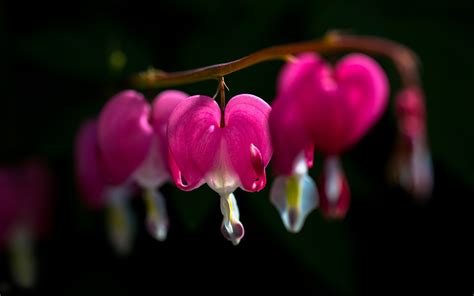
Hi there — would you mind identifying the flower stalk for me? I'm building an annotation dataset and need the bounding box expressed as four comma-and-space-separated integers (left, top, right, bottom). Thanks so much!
132, 32, 420, 89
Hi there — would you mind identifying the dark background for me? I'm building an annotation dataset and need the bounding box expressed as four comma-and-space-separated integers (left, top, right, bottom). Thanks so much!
0, 0, 473, 295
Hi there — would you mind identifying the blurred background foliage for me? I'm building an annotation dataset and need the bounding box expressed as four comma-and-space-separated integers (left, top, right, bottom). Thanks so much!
0, 0, 472, 295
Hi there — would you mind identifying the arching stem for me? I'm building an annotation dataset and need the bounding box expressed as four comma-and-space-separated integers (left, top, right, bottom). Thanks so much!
132, 32, 420, 89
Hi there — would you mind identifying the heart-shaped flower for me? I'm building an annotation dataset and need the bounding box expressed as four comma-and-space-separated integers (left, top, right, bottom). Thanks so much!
389, 86, 433, 199
75, 119, 136, 255
270, 53, 389, 230
95, 89, 187, 242
168, 94, 271, 244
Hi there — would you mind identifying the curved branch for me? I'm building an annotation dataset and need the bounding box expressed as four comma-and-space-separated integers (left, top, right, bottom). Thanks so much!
131, 32, 420, 89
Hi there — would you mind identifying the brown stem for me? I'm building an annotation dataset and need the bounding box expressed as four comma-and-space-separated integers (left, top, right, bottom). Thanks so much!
219, 77, 226, 127
131, 32, 421, 89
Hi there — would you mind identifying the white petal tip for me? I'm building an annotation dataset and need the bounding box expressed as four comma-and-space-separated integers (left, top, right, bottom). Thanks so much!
220, 193, 245, 245
221, 220, 245, 246
147, 219, 169, 242
270, 173, 318, 233
144, 189, 169, 242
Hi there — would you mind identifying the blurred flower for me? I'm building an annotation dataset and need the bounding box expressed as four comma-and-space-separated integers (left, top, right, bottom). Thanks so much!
0, 160, 53, 288
270, 53, 389, 230
389, 86, 433, 200
167, 94, 271, 245
97, 90, 188, 241
75, 120, 136, 255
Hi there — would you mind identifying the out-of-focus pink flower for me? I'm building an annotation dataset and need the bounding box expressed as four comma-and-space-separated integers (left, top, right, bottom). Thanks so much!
389, 86, 433, 200
270, 53, 389, 230
0, 160, 53, 288
168, 94, 271, 245
75, 119, 135, 255
97, 90, 188, 242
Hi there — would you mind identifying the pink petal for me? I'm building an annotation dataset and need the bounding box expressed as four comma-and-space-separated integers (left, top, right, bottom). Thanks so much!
98, 90, 154, 185
277, 53, 323, 95
150, 90, 189, 175
17, 160, 54, 238
0, 170, 20, 245
168, 94, 272, 193
306, 54, 388, 154
395, 86, 427, 139
269, 96, 312, 175
74, 120, 108, 209
224, 94, 271, 192
0, 160, 53, 244
167, 95, 221, 191
335, 54, 389, 147
275, 53, 388, 155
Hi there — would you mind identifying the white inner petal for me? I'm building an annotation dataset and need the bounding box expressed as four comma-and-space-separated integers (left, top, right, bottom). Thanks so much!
8, 225, 35, 288
106, 188, 135, 256
134, 138, 169, 189
144, 188, 169, 242
270, 156, 318, 233
206, 140, 239, 196
293, 153, 309, 176
325, 156, 342, 204
410, 138, 434, 197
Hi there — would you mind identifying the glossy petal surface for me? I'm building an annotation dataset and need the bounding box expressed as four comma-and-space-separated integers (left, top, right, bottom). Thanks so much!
168, 94, 271, 193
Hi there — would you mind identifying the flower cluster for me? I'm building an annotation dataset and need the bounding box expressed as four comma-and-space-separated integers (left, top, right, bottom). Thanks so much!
75, 36, 433, 247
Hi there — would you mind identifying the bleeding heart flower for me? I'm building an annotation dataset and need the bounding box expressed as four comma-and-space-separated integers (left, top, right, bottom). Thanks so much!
0, 160, 53, 288
270, 53, 389, 230
167, 94, 272, 245
75, 119, 136, 255
97, 89, 188, 242
388, 86, 433, 200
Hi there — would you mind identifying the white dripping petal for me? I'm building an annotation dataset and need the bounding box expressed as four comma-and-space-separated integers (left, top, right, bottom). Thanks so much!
7, 225, 35, 288
105, 186, 135, 256
220, 193, 244, 246
270, 155, 318, 233
143, 188, 169, 241
325, 156, 342, 204
410, 138, 434, 198
202, 140, 245, 245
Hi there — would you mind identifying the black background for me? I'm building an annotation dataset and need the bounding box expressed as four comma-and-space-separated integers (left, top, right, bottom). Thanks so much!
0, 0, 473, 295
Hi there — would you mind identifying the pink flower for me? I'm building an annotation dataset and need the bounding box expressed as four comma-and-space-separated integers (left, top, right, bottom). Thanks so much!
0, 160, 53, 288
167, 94, 271, 245
97, 89, 188, 242
74, 119, 135, 255
389, 86, 433, 200
270, 53, 389, 231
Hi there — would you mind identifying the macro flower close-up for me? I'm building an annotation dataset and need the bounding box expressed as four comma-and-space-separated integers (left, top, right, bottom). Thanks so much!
0, 0, 471, 295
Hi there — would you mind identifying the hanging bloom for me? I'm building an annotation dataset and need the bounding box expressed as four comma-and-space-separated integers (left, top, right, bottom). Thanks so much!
388, 86, 433, 200
97, 89, 188, 241
0, 160, 53, 288
270, 53, 389, 230
75, 120, 136, 255
167, 94, 272, 245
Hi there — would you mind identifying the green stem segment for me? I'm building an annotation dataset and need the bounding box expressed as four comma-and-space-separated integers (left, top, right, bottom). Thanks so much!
131, 32, 421, 89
